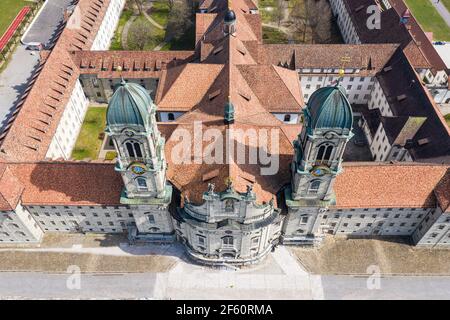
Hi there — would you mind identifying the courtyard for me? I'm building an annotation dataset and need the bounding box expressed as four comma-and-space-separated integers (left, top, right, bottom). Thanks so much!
71, 106, 107, 160
260, 0, 343, 44
110, 0, 195, 51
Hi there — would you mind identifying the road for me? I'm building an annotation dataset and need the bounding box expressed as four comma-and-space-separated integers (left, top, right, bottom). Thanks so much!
0, 272, 450, 300
430, 0, 450, 28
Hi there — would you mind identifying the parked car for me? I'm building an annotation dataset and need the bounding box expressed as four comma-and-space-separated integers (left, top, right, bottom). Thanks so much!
25, 42, 43, 51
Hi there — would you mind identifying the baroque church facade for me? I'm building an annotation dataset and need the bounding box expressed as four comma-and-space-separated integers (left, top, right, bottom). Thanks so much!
0, 0, 449, 266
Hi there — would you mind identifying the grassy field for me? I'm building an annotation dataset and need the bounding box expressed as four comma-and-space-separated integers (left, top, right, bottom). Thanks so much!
110, 9, 133, 50
72, 107, 107, 160
445, 114, 450, 128
262, 26, 290, 44
0, 0, 28, 36
127, 15, 165, 50
442, 0, 450, 13
405, 0, 450, 41
149, 1, 170, 27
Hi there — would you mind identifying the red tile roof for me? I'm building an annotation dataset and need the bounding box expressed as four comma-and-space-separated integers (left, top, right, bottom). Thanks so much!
0, 0, 113, 162
434, 169, 450, 213
0, 162, 24, 211
6, 161, 123, 206
335, 163, 449, 209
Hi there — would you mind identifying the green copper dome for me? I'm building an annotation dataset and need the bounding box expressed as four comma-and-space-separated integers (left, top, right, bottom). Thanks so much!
305, 85, 353, 130
106, 80, 153, 128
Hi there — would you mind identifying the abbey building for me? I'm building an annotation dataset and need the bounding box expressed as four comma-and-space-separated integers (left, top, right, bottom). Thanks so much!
0, 0, 449, 266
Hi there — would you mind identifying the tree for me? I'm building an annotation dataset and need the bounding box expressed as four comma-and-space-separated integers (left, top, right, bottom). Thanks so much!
128, 19, 153, 50
133, 0, 144, 15
166, 0, 175, 10
167, 1, 193, 41
274, 0, 285, 27
305, 0, 333, 43
290, 2, 308, 43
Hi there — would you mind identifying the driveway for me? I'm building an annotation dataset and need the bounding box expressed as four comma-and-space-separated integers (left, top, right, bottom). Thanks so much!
0, 46, 39, 132
22, 0, 76, 45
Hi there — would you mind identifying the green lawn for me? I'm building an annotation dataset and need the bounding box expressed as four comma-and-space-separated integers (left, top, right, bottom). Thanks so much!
405, 0, 450, 41
0, 0, 28, 36
149, 1, 170, 27
445, 114, 450, 128
110, 8, 133, 50
72, 107, 107, 160
127, 15, 165, 50
262, 26, 289, 44
442, 0, 450, 13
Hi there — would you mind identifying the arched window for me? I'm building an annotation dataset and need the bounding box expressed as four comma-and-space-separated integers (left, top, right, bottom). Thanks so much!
168, 113, 175, 121
316, 144, 334, 163
317, 145, 326, 160
125, 141, 143, 158
222, 236, 234, 247
284, 114, 291, 122
324, 145, 333, 160
308, 180, 321, 194
134, 142, 142, 157
136, 177, 148, 191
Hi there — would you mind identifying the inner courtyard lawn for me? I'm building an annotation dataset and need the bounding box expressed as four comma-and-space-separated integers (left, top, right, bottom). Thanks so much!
110, 8, 133, 50
404, 0, 450, 41
149, 1, 170, 27
262, 26, 290, 44
72, 107, 107, 160
0, 0, 28, 36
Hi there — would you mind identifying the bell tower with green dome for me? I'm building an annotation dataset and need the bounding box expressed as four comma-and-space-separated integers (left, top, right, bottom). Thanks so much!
105, 80, 174, 242
283, 85, 353, 245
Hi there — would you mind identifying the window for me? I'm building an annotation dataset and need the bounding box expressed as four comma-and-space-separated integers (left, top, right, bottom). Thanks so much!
300, 216, 309, 224
168, 113, 175, 121
283, 114, 291, 122
222, 236, 234, 246
198, 236, 205, 245
251, 237, 259, 245
316, 144, 333, 162
308, 180, 321, 194
125, 141, 143, 158
136, 177, 148, 191
147, 214, 155, 224
225, 199, 234, 212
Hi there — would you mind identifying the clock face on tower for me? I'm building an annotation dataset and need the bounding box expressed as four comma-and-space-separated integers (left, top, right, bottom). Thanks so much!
130, 163, 147, 175
310, 165, 330, 177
